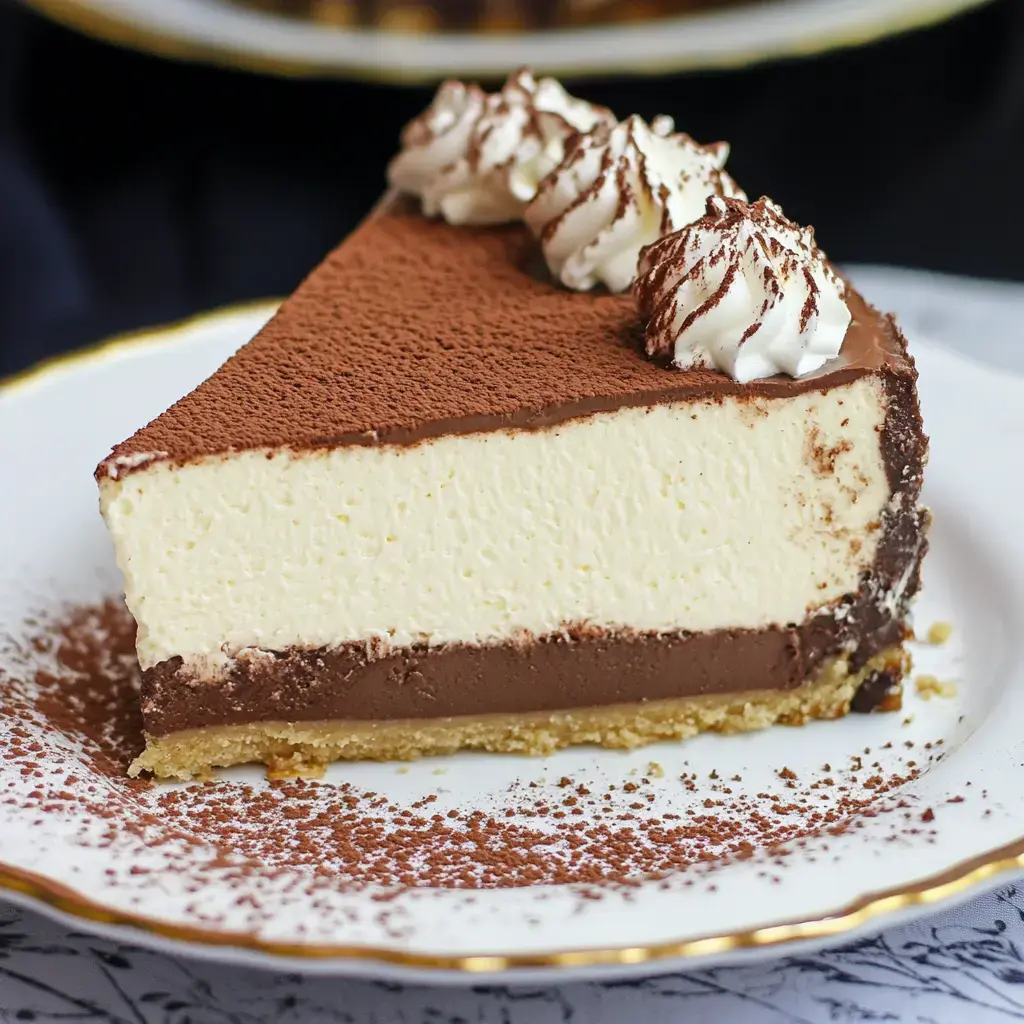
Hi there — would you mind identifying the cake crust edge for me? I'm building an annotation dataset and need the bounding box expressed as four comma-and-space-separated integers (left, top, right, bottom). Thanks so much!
131, 646, 908, 780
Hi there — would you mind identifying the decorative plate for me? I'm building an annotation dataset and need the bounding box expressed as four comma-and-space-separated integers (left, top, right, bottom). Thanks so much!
0, 294, 1022, 984
19, 0, 992, 82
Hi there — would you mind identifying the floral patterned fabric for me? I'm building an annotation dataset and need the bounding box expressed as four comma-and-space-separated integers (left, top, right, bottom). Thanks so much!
5, 883, 1024, 1023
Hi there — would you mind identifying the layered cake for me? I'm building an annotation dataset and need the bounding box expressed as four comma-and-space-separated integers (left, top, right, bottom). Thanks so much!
97, 71, 928, 780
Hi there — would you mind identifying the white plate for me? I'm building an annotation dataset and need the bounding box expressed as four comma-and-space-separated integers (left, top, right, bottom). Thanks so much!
20, 0, 993, 81
0, 299, 1022, 984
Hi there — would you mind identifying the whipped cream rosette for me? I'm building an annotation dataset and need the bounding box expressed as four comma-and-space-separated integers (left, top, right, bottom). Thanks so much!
524, 114, 745, 293
387, 68, 614, 226
634, 195, 851, 383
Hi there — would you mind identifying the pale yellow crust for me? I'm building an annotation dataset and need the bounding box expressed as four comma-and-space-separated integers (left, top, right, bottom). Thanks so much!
131, 647, 909, 780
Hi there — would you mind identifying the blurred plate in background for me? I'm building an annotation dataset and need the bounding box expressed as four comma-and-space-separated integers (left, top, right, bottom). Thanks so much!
19, 0, 993, 81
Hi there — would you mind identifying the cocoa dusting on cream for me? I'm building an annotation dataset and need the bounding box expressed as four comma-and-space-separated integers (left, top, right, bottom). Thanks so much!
97, 205, 918, 478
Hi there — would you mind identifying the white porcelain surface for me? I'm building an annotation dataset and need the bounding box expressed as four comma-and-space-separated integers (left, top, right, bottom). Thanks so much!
0, 278, 1022, 983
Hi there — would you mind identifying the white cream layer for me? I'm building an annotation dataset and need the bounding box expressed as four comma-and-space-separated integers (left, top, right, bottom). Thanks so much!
100, 377, 890, 675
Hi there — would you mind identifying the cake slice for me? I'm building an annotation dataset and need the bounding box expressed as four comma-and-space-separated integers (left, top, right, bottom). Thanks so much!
97, 76, 927, 780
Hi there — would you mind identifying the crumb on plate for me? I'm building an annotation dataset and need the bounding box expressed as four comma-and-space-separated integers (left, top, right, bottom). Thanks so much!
926, 621, 954, 645
915, 674, 958, 700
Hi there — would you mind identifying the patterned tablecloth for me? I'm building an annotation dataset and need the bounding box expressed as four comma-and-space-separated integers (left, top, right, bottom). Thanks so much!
1, 884, 1024, 1024
3, 266, 1023, 1023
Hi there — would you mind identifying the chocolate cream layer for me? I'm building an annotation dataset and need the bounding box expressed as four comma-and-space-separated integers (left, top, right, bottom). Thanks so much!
141, 582, 912, 737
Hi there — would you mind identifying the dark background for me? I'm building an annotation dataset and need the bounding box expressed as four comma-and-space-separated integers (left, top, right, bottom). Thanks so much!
1, 0, 1021, 376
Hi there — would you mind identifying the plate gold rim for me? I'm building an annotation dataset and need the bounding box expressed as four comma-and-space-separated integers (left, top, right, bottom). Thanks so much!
1, 834, 1022, 971
17, 0, 994, 82
0, 300, 1022, 972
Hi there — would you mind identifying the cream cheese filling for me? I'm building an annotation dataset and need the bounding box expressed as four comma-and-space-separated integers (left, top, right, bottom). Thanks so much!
100, 377, 890, 675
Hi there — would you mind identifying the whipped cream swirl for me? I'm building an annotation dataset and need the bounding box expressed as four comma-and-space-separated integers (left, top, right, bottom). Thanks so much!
524, 114, 745, 293
634, 195, 851, 382
386, 69, 614, 226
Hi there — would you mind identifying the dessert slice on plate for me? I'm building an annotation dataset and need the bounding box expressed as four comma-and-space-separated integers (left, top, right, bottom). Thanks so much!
97, 71, 928, 779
